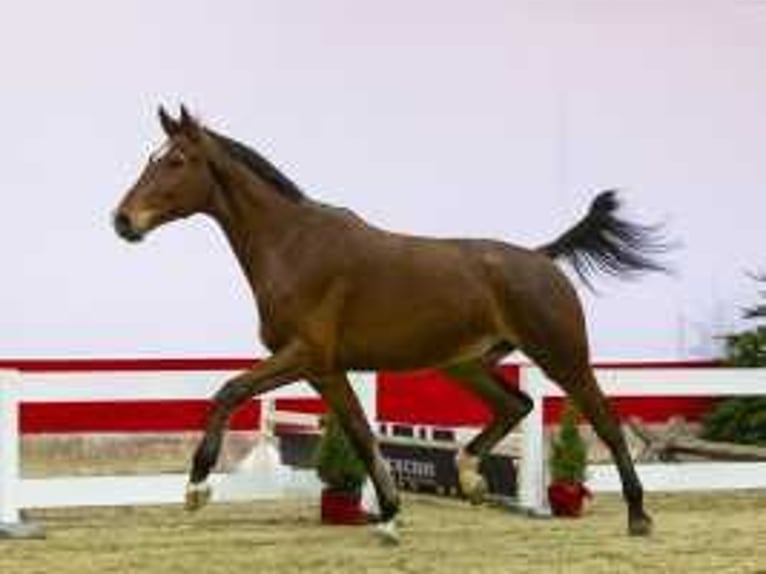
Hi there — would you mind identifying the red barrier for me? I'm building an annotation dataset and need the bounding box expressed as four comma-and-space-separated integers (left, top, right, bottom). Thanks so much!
378, 361, 720, 427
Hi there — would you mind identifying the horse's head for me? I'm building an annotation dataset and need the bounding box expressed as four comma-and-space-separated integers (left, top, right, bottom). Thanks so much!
113, 105, 220, 242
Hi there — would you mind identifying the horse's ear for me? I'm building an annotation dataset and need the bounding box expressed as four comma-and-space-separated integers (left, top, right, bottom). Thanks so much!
158, 105, 180, 136
179, 104, 202, 141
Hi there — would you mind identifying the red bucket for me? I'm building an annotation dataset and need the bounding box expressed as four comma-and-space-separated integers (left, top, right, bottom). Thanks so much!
320, 488, 367, 525
547, 482, 592, 517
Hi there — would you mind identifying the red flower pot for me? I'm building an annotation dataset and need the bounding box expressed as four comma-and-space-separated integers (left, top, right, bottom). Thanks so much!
320, 488, 367, 525
547, 482, 592, 517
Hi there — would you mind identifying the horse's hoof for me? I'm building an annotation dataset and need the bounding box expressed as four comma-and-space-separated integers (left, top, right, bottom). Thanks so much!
465, 475, 488, 505
374, 519, 400, 546
456, 450, 487, 505
185, 481, 212, 511
629, 513, 653, 537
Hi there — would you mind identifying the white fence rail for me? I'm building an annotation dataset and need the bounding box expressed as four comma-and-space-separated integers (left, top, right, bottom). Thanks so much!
0, 368, 376, 531
517, 366, 766, 513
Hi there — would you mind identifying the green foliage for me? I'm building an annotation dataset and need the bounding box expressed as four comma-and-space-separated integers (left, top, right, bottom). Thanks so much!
701, 272, 766, 446
549, 402, 588, 483
722, 326, 766, 367
700, 396, 766, 446
313, 412, 367, 492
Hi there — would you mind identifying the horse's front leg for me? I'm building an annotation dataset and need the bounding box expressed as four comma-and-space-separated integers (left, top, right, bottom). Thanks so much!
185, 343, 307, 511
309, 374, 401, 543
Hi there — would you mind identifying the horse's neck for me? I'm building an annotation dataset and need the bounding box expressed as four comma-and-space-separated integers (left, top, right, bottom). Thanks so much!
207, 161, 318, 295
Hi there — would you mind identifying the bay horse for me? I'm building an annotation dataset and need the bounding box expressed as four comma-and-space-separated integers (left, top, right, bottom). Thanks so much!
114, 105, 668, 541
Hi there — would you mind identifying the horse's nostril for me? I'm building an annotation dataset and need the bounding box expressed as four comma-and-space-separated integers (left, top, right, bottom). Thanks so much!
113, 211, 130, 234
113, 211, 142, 242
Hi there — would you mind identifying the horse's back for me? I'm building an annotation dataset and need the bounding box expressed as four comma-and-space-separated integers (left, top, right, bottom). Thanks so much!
292, 206, 589, 371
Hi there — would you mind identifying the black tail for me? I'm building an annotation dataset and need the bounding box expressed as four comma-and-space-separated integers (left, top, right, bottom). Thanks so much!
539, 190, 672, 288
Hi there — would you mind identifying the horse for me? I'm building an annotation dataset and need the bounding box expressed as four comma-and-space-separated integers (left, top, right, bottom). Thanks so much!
113, 105, 669, 541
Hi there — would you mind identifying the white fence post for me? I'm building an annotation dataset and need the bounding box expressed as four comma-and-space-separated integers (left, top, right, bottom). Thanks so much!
352, 371, 377, 423
0, 370, 21, 526
517, 366, 548, 514
0, 369, 42, 538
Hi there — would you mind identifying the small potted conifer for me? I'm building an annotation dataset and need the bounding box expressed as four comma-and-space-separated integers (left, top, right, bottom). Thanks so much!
313, 412, 368, 525
548, 401, 592, 517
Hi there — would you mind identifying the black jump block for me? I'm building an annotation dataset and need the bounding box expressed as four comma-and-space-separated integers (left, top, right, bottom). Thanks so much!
277, 430, 516, 499
380, 440, 516, 498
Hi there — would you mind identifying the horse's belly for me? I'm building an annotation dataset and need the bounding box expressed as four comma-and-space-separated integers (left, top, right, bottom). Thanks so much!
335, 298, 501, 370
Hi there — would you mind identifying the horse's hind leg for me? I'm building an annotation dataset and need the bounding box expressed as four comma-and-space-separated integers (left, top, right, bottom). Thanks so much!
530, 356, 652, 536
443, 355, 533, 504
565, 368, 652, 535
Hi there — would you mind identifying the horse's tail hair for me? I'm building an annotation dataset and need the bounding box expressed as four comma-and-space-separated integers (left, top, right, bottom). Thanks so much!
538, 190, 672, 288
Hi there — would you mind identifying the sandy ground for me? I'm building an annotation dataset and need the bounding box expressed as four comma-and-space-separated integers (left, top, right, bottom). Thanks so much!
2, 491, 765, 574
9, 430, 765, 573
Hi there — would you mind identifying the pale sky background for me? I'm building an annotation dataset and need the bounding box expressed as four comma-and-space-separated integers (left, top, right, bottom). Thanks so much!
1, 0, 765, 361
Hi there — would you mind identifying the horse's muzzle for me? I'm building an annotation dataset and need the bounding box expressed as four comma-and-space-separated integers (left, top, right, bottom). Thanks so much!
113, 211, 144, 243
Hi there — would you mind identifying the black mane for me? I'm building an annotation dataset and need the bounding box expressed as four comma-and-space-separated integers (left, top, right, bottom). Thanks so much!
206, 129, 306, 203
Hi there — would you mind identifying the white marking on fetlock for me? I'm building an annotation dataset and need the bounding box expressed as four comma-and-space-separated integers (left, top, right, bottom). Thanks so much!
375, 519, 400, 546
185, 481, 212, 511
456, 449, 487, 504
456, 448, 480, 473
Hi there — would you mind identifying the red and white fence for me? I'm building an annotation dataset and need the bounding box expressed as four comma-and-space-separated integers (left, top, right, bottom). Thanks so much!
0, 367, 375, 529
1, 362, 764, 531
518, 366, 766, 513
